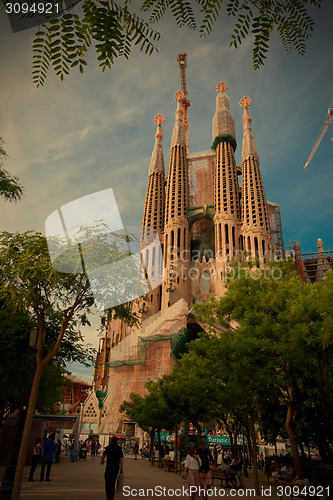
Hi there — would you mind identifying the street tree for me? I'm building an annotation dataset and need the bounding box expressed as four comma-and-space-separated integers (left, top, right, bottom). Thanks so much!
0, 0, 325, 86
120, 392, 157, 458
120, 381, 180, 462
160, 364, 215, 441
0, 229, 138, 499
195, 262, 333, 474
0, 300, 95, 420
179, 331, 262, 494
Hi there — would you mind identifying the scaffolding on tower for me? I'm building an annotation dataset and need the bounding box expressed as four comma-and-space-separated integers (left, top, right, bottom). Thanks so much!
267, 202, 285, 259
178, 52, 190, 154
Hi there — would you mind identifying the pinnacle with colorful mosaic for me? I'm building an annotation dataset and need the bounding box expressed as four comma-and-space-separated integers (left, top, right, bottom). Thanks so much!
239, 97, 252, 108
154, 114, 165, 126
174, 91, 184, 102
216, 82, 228, 93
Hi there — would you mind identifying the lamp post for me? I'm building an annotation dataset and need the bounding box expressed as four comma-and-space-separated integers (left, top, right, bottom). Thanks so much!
0, 325, 38, 500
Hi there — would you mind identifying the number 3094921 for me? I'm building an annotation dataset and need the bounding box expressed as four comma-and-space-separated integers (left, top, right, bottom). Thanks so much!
5, 2, 59, 14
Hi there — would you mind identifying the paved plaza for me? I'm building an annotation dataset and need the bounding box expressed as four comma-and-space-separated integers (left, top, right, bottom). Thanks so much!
9, 455, 288, 499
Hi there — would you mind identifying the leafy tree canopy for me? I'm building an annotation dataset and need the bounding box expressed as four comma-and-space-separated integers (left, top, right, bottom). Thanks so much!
0, 0, 325, 86
0, 228, 141, 499
0, 299, 96, 419
0, 138, 24, 202
121, 261, 333, 473
0, 228, 139, 421
194, 261, 333, 468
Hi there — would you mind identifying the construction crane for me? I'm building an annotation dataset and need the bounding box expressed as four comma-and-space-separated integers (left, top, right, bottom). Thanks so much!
304, 98, 333, 169
177, 52, 190, 154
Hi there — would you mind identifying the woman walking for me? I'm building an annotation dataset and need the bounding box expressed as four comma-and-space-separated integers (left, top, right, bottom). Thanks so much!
183, 445, 204, 499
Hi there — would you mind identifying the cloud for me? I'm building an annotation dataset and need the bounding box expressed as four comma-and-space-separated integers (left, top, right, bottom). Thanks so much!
1, 1, 333, 378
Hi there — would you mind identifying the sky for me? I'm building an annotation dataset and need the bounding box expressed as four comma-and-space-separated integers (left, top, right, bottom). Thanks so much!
1, 1, 333, 379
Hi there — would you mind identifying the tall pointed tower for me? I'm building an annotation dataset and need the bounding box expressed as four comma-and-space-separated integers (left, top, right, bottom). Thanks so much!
212, 82, 241, 293
239, 97, 272, 261
142, 114, 166, 239
85, 69, 284, 440
139, 114, 166, 318
162, 91, 191, 308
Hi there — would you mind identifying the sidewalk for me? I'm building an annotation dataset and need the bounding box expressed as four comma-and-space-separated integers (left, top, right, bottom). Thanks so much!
7, 456, 286, 499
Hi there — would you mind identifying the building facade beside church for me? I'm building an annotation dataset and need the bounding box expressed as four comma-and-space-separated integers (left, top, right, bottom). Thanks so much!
80, 80, 284, 439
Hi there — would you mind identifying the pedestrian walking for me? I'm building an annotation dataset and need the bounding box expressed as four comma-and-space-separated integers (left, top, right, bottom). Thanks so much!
198, 440, 213, 496
29, 438, 42, 481
183, 445, 203, 500
101, 435, 124, 500
133, 442, 139, 460
40, 434, 57, 482
235, 451, 245, 489
55, 439, 62, 463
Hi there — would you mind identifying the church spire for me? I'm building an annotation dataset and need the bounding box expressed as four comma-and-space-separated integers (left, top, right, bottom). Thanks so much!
142, 114, 166, 237
165, 91, 188, 226
240, 97, 271, 260
212, 82, 236, 151
149, 114, 165, 175
240, 97, 258, 161
171, 90, 186, 149
162, 91, 190, 309
213, 82, 241, 295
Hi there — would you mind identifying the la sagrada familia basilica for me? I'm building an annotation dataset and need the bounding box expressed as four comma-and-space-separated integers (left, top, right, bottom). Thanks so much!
80, 60, 285, 442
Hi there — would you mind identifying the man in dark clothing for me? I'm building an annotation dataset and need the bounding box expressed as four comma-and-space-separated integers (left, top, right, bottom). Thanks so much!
133, 442, 139, 460
55, 440, 62, 463
198, 441, 213, 495
101, 436, 123, 500
40, 434, 57, 481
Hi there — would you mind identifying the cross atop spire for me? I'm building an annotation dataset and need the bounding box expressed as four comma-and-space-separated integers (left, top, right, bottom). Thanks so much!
216, 82, 228, 93
239, 96, 252, 109
174, 90, 184, 102
154, 114, 165, 126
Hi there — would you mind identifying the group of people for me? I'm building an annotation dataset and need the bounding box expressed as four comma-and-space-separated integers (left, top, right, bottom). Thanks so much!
270, 461, 310, 487
79, 437, 101, 456
29, 434, 60, 482
183, 441, 246, 499
27, 433, 318, 500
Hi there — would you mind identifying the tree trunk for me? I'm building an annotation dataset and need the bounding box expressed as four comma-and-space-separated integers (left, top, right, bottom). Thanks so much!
0, 408, 26, 500
149, 429, 155, 462
323, 437, 333, 463
193, 420, 202, 447
233, 429, 238, 459
0, 354, 36, 499
11, 362, 43, 500
246, 429, 252, 469
227, 430, 234, 458
174, 428, 178, 473
299, 441, 306, 460
249, 413, 260, 496
157, 429, 161, 468
285, 387, 302, 476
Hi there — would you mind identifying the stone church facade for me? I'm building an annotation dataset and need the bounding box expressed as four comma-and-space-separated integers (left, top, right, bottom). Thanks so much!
80, 80, 284, 438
